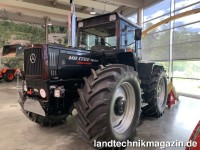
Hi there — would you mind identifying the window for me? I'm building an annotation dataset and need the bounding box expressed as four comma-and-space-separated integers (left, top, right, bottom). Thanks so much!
128, 13, 137, 24
142, 30, 170, 61
175, 0, 200, 10
173, 60, 200, 96
105, 36, 116, 47
78, 22, 116, 50
172, 22, 200, 60
143, 14, 170, 32
120, 21, 135, 49
142, 0, 171, 62
173, 61, 200, 78
174, 1, 200, 27
144, 0, 171, 22
173, 78, 200, 96
142, 0, 200, 98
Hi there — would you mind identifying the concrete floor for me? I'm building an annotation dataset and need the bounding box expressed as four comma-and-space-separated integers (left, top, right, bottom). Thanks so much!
0, 80, 200, 150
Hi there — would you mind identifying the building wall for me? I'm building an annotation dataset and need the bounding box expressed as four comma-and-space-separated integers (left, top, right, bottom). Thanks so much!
128, 0, 200, 97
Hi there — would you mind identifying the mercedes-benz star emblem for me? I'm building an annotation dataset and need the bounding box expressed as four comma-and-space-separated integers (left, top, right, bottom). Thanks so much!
30, 53, 36, 64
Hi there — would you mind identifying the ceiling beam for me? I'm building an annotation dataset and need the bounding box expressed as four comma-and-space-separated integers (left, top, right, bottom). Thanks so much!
57, 0, 118, 12
0, 5, 68, 23
22, 0, 97, 16
0, 0, 92, 19
142, 0, 163, 7
0, 10, 66, 27
107, 0, 142, 8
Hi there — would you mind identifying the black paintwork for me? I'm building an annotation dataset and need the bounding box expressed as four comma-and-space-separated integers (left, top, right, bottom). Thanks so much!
19, 13, 156, 117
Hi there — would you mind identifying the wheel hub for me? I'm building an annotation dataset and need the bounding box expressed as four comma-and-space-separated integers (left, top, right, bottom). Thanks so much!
157, 78, 166, 108
110, 82, 136, 134
114, 97, 126, 116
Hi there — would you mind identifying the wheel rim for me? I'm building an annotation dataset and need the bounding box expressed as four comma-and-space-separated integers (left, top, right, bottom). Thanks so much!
110, 82, 136, 134
157, 77, 166, 109
7, 73, 14, 80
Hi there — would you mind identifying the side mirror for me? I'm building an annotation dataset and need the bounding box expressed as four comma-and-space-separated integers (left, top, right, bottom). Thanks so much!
135, 29, 142, 41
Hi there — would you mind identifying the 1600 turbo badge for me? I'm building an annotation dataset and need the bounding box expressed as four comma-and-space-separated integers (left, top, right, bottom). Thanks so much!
68, 55, 99, 65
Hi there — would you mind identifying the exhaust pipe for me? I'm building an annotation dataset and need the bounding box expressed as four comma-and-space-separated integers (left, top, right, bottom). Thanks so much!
68, 0, 77, 48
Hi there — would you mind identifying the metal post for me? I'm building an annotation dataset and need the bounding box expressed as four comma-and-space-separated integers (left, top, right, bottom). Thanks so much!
68, 0, 77, 47
137, 7, 143, 26
45, 17, 49, 43
17, 73, 19, 89
169, 0, 175, 82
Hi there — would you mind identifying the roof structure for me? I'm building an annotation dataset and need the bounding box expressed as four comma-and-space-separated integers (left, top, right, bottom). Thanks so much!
0, 0, 161, 27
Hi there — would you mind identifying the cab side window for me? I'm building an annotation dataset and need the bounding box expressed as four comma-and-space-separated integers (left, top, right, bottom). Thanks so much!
120, 21, 135, 49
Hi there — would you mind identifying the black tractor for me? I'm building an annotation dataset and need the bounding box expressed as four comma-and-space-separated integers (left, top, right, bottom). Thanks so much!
18, 11, 167, 148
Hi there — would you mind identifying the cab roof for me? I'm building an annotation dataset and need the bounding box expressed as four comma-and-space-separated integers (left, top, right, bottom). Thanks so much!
77, 12, 142, 29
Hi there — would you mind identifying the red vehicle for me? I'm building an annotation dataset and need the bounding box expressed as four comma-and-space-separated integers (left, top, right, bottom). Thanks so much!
0, 68, 16, 82
0, 68, 18, 82
0, 43, 24, 82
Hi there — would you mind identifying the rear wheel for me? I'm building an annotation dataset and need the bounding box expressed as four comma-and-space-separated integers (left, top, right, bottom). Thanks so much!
75, 64, 141, 148
142, 66, 167, 117
3, 70, 15, 82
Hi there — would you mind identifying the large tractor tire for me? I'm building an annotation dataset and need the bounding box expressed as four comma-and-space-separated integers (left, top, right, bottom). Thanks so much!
75, 64, 141, 147
142, 65, 167, 117
3, 70, 15, 82
22, 110, 67, 126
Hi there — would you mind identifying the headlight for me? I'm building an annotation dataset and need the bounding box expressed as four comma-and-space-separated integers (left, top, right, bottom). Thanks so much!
54, 87, 65, 98
109, 14, 116, 21
78, 22, 83, 27
54, 89, 61, 98
40, 89, 46, 98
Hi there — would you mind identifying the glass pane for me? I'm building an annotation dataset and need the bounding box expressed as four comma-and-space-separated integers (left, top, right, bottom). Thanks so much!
143, 14, 170, 32
174, 3, 200, 27
172, 41, 200, 60
128, 13, 137, 24
120, 21, 135, 49
87, 35, 96, 48
173, 22, 200, 44
175, 0, 200, 10
142, 30, 170, 61
144, 0, 170, 22
142, 30, 170, 49
105, 36, 116, 46
173, 60, 200, 96
173, 61, 200, 78
78, 22, 116, 50
173, 78, 200, 96
142, 45, 170, 61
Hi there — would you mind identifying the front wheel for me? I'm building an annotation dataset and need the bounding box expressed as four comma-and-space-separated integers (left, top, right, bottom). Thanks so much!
3, 70, 15, 82
75, 64, 141, 147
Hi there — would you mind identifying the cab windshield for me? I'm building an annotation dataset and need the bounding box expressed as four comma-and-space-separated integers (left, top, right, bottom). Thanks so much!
78, 22, 116, 50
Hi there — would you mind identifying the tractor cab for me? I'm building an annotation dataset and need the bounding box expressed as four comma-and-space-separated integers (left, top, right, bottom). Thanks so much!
77, 12, 142, 60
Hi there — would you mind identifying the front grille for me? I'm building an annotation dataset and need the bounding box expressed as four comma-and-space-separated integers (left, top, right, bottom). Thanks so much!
51, 69, 57, 76
24, 48, 42, 76
49, 51, 56, 66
